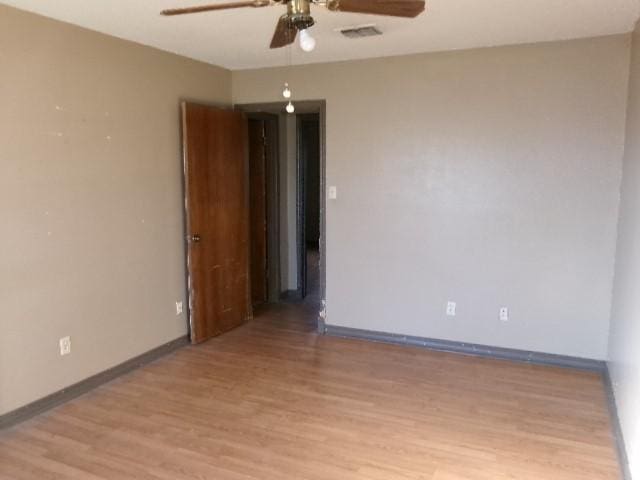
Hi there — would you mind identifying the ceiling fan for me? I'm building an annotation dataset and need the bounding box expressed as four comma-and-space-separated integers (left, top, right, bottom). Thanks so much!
161, 0, 426, 51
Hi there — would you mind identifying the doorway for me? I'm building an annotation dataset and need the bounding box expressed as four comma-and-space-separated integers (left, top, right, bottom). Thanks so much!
240, 101, 326, 331
182, 101, 326, 338
297, 113, 321, 302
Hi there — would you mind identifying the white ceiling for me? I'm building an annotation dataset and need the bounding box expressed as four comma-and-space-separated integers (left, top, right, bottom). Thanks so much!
2, 0, 639, 70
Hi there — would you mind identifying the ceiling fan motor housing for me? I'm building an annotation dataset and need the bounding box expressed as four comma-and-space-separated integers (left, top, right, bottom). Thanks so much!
287, 0, 315, 30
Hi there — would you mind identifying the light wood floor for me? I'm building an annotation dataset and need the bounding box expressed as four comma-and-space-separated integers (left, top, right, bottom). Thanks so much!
0, 302, 620, 479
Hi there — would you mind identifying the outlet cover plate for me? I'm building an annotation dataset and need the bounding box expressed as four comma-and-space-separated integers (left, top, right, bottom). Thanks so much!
59, 336, 71, 356
446, 301, 457, 317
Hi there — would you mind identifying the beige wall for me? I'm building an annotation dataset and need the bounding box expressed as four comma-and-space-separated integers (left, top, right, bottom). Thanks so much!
609, 21, 640, 480
0, 5, 231, 414
0, 2, 633, 420
233, 35, 630, 359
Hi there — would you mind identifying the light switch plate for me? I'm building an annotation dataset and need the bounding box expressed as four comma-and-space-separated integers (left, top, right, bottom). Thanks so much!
328, 186, 337, 200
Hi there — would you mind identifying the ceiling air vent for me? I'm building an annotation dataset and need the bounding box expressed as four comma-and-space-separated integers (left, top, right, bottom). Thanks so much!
339, 25, 382, 39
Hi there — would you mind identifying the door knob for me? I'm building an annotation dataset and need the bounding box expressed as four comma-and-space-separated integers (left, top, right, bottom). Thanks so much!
189, 234, 201, 243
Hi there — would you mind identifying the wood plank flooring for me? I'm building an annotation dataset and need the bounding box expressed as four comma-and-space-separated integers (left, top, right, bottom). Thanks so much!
0, 302, 620, 479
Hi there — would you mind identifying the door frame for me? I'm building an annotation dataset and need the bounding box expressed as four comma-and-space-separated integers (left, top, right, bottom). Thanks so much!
235, 100, 327, 332
247, 113, 281, 303
296, 115, 307, 300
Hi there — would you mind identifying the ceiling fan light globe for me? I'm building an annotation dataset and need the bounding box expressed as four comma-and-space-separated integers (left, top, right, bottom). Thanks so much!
283, 84, 292, 98
286, 101, 295, 114
299, 29, 316, 52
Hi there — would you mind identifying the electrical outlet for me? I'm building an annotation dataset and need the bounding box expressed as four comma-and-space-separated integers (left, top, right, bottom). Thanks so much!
500, 307, 509, 322
176, 301, 183, 315
59, 336, 71, 356
446, 301, 457, 317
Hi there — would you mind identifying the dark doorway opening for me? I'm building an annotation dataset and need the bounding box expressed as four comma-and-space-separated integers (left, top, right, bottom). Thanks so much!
297, 113, 321, 302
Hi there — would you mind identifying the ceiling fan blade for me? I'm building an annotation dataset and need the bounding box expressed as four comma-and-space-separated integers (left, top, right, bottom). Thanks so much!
161, 0, 271, 16
270, 15, 297, 49
326, 0, 425, 18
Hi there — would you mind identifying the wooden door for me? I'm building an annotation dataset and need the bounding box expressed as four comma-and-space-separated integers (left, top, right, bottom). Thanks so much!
182, 102, 251, 344
248, 119, 268, 305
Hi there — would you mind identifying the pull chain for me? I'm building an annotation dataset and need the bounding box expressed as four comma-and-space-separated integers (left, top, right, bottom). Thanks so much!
283, 26, 295, 113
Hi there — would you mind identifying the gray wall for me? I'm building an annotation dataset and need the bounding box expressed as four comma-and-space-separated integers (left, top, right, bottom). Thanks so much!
0, 5, 231, 415
233, 35, 631, 359
609, 21, 640, 480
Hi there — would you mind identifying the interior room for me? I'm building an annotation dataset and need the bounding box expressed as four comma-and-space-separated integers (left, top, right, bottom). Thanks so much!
0, 1, 639, 479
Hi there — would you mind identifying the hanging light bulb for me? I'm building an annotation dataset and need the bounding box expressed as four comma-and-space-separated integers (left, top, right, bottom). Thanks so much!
286, 101, 295, 114
298, 29, 316, 52
282, 83, 292, 99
